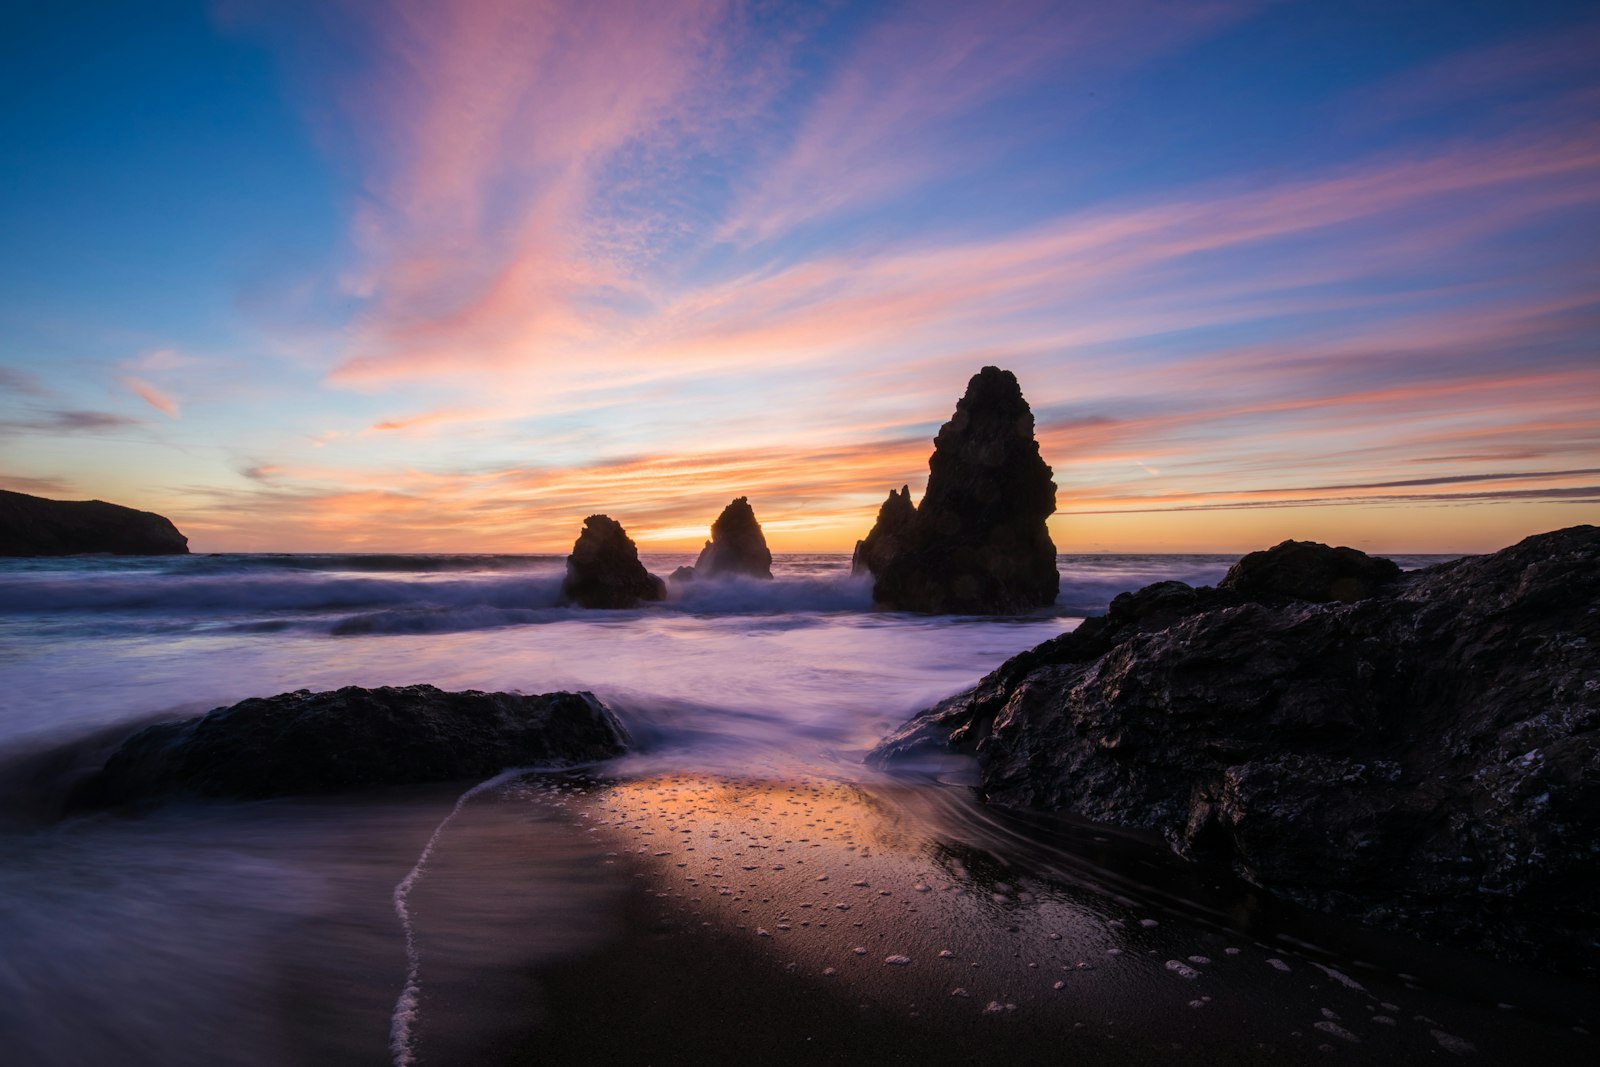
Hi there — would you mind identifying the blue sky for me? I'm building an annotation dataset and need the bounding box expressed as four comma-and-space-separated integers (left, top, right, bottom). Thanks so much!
3, 0, 1597, 551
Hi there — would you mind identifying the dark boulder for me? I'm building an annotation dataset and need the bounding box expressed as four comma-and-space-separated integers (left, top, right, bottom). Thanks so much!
850, 486, 915, 577
866, 367, 1058, 613
0, 489, 189, 556
871, 526, 1600, 975
684, 497, 773, 580
76, 684, 630, 804
1220, 538, 1401, 602
560, 514, 665, 608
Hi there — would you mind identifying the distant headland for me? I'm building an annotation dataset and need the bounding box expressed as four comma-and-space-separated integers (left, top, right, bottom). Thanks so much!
0, 489, 189, 556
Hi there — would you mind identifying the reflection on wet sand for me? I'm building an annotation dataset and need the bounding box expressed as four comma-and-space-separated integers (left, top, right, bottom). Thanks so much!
461, 769, 1595, 1066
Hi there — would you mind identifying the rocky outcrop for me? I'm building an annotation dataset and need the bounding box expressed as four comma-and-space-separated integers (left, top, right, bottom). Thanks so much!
76, 684, 630, 805
859, 367, 1058, 613
850, 486, 914, 577
1220, 538, 1401, 602
0, 489, 189, 556
559, 515, 665, 608
871, 528, 1600, 975
682, 497, 773, 580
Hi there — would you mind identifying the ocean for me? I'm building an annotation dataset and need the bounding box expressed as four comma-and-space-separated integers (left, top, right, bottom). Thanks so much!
1, 551, 1591, 1065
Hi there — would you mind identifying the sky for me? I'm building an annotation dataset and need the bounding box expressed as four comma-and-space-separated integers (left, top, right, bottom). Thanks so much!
2, 0, 1597, 554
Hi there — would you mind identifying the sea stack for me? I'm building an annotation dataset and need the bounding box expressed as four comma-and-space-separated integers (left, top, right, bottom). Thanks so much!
850, 486, 914, 577
0, 489, 189, 556
864, 367, 1058, 613
559, 515, 665, 608
681, 497, 773, 580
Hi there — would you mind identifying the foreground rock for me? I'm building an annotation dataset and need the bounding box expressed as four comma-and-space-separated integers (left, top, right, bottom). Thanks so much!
1221, 538, 1401, 602
560, 514, 665, 608
859, 367, 1058, 613
77, 685, 629, 805
871, 528, 1600, 975
680, 497, 773, 580
0, 489, 189, 555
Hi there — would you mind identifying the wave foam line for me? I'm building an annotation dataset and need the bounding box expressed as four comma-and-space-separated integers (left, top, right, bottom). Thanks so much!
388, 767, 527, 1067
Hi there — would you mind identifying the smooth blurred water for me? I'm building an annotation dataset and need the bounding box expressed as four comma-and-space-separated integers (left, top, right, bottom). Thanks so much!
0, 552, 1257, 754
14, 549, 1562, 1067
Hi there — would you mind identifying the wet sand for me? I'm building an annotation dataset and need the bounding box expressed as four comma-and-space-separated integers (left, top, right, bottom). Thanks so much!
10, 768, 1592, 1066
400, 769, 1598, 1066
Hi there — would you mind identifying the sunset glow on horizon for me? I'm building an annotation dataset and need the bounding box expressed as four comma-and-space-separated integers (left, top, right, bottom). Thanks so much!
3, 1, 1597, 554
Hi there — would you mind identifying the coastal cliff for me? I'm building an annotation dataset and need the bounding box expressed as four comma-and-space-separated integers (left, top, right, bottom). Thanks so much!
871, 527, 1600, 974
0, 489, 189, 555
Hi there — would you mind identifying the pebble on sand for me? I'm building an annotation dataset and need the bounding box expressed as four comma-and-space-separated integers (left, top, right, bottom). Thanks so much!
1431, 1030, 1477, 1055
1313, 1021, 1359, 1044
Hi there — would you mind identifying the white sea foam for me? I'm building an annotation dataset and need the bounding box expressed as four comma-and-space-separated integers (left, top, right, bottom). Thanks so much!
388, 768, 528, 1067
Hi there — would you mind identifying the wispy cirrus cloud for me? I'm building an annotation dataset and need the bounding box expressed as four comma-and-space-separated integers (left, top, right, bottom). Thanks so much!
290, 0, 764, 388
0, 368, 50, 398
716, 0, 1254, 247
1075, 484, 1600, 516
173, 428, 934, 552
155, 2, 1600, 552
0, 409, 143, 435
1337, 17, 1600, 130
0, 472, 75, 496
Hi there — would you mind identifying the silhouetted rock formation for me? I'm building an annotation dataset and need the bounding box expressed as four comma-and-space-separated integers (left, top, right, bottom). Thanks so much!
75, 685, 629, 805
850, 486, 914, 577
864, 367, 1058, 613
560, 515, 665, 608
675, 497, 773, 581
871, 526, 1600, 975
1220, 539, 1402, 603
0, 489, 188, 556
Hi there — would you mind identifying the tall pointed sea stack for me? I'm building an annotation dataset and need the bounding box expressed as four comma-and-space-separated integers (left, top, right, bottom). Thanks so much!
867, 367, 1058, 613
850, 486, 914, 577
684, 497, 773, 580
559, 515, 665, 609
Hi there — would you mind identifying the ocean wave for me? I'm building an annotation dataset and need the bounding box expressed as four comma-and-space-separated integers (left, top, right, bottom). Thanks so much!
0, 554, 1277, 641
1054, 569, 1231, 616
0, 573, 568, 615
664, 573, 873, 614
184, 553, 566, 574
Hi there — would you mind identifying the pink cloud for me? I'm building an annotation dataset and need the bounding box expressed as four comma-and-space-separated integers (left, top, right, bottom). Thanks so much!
122, 377, 181, 418
129, 347, 208, 372
243, 0, 1597, 413
308, 0, 753, 388
717, 0, 1256, 246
